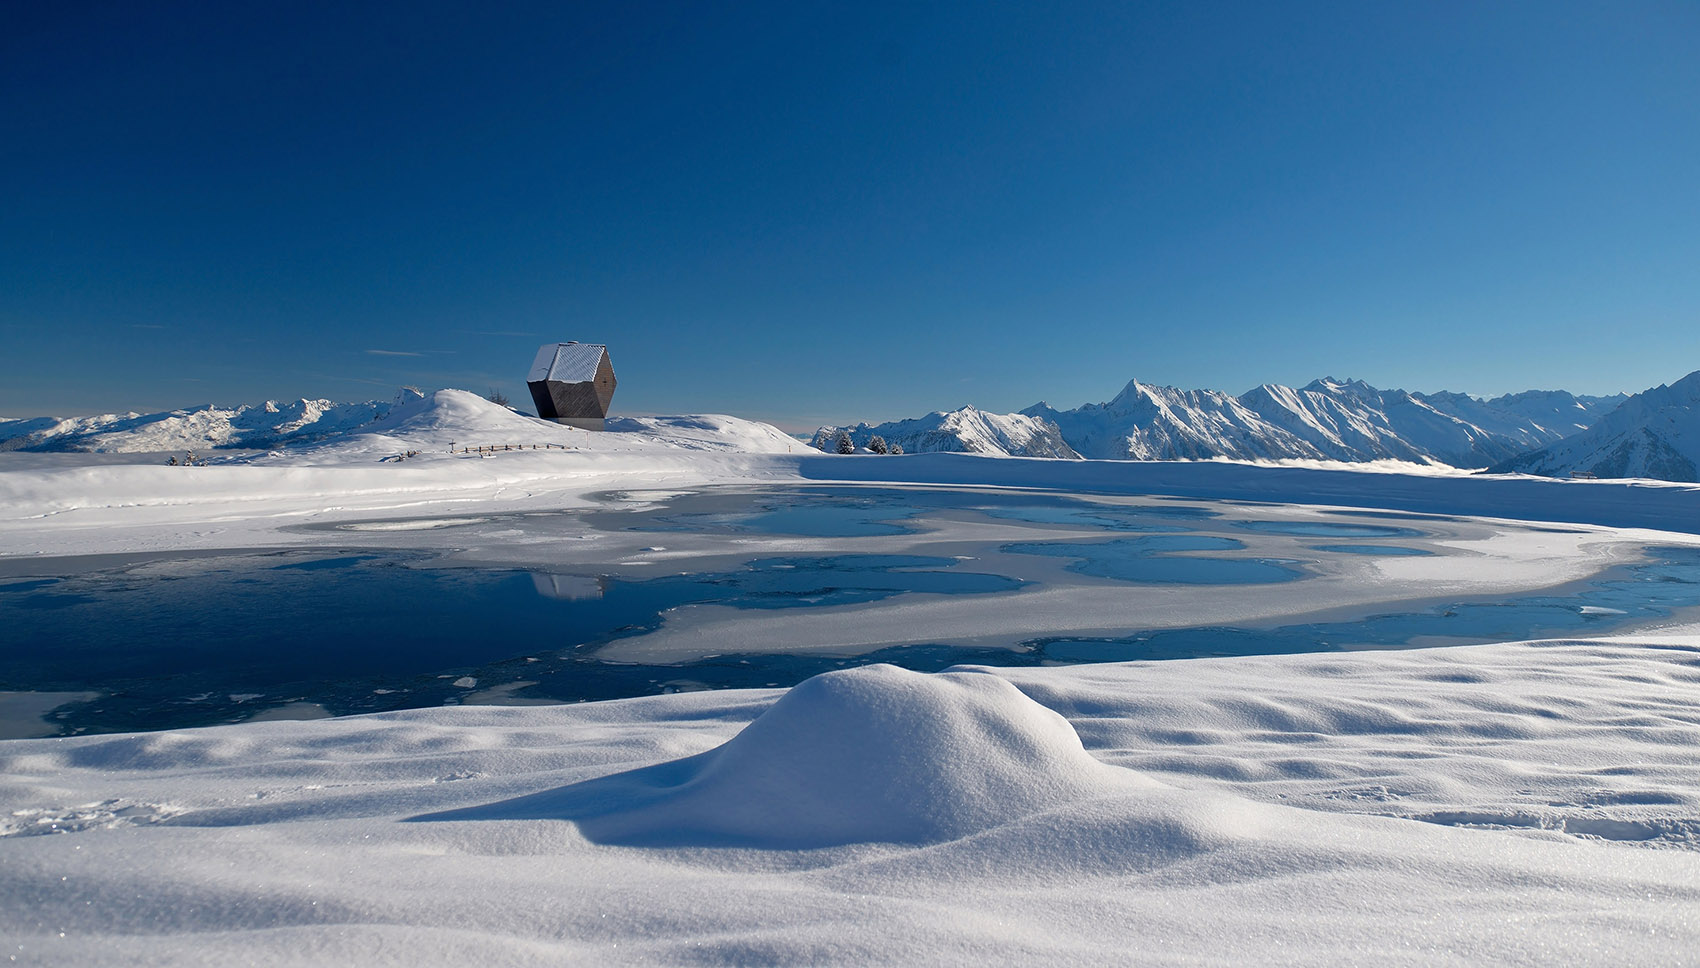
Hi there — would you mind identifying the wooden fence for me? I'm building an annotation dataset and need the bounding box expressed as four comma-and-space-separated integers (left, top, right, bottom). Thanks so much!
451, 443, 574, 454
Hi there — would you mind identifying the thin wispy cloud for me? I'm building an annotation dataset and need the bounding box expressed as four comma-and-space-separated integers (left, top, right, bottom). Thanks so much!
366, 349, 424, 357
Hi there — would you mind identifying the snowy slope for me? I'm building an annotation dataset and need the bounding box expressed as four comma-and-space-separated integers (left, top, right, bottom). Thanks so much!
0, 397, 394, 453
606, 414, 808, 453
811, 406, 1079, 458
277, 389, 807, 460
4, 638, 1700, 965
0, 389, 805, 462
1491, 370, 1700, 481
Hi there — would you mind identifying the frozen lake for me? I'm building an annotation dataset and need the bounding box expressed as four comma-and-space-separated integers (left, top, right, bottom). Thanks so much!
3, 485, 1696, 735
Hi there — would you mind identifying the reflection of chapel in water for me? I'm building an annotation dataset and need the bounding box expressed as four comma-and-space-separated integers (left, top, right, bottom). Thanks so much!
531, 573, 608, 601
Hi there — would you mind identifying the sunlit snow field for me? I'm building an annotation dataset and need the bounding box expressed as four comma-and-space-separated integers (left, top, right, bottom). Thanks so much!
4, 394, 1700, 966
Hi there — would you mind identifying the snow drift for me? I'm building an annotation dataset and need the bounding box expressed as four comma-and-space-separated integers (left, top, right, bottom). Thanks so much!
7, 640, 1700, 966
422, 664, 1150, 847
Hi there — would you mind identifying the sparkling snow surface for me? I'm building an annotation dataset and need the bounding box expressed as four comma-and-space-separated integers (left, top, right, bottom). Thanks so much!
4, 390, 1700, 965
3, 640, 1700, 965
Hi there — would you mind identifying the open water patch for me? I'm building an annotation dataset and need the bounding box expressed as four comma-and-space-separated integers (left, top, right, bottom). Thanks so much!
0, 549, 1021, 735
972, 506, 1194, 532
587, 486, 1221, 538
8, 485, 1699, 738
1035, 545, 1700, 662
617, 490, 929, 537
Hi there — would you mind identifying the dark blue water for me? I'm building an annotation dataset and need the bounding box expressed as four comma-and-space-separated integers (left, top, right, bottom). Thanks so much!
1002, 535, 1305, 584
611, 487, 989, 537
0, 550, 1021, 734
5, 483, 1698, 738
592, 487, 1220, 538
1038, 545, 1700, 662
973, 506, 1192, 532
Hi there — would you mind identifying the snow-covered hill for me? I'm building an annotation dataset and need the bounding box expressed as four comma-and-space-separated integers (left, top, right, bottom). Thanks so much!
811, 406, 1080, 458
0, 389, 806, 460
1491, 370, 1700, 481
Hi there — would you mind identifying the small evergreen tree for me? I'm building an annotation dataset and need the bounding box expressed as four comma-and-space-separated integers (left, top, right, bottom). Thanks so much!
835, 430, 855, 455
867, 435, 888, 455
890, 443, 903, 455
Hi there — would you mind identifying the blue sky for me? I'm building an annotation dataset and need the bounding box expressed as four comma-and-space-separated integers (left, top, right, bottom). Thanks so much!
2, 1, 1695, 428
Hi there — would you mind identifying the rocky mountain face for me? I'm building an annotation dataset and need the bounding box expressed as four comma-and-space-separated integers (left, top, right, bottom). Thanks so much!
1023, 377, 1623, 467
1490, 371, 1700, 482
814, 377, 1632, 469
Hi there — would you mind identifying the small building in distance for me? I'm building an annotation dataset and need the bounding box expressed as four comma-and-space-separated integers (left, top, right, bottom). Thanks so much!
527, 342, 617, 430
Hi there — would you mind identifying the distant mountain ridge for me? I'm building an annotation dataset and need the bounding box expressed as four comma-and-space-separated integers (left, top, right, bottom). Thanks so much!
816, 377, 1631, 469
1490, 371, 1700, 482
0, 396, 400, 453
810, 407, 1080, 459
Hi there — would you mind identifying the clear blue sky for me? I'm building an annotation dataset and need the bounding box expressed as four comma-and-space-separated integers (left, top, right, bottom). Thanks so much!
3, 1, 1696, 428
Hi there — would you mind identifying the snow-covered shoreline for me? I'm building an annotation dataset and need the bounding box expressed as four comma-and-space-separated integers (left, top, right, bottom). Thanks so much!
4, 637, 1699, 965
3, 391, 1696, 564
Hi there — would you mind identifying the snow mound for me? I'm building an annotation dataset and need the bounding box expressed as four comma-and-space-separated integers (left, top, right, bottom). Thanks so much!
423, 664, 1151, 847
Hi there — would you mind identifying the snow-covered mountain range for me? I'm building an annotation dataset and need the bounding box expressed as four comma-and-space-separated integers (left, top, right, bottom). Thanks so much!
809, 407, 1080, 459
0, 395, 401, 453
817, 377, 1627, 468
8, 371, 1694, 481
1490, 371, 1700, 482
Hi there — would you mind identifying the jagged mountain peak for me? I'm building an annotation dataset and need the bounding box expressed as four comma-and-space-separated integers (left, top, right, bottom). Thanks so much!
1490, 369, 1700, 481
1302, 376, 1393, 401
832, 374, 1636, 471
